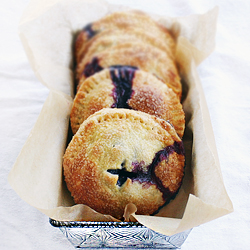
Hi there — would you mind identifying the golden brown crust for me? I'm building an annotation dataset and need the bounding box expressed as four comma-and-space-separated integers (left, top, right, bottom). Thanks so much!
154, 153, 185, 193
74, 10, 175, 64
70, 68, 185, 137
76, 42, 182, 98
67, 10, 186, 220
63, 109, 185, 219
76, 27, 175, 65
70, 69, 114, 134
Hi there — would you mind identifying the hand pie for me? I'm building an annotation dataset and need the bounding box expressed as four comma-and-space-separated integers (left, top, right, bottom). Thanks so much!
74, 10, 175, 64
70, 66, 185, 137
76, 42, 182, 98
63, 108, 185, 219
76, 27, 174, 65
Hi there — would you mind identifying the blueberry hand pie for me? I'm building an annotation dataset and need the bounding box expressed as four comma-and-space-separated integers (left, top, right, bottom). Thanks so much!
74, 10, 175, 64
70, 66, 185, 137
76, 27, 174, 66
76, 42, 181, 98
63, 109, 185, 219
64, 10, 186, 220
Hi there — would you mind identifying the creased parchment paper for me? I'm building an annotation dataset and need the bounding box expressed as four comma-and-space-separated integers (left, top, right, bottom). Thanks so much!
8, 0, 233, 236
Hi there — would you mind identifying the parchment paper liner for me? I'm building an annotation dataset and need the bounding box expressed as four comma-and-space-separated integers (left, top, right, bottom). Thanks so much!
8, 0, 233, 236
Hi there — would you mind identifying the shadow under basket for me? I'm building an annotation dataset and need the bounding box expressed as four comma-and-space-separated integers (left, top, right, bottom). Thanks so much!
49, 219, 191, 249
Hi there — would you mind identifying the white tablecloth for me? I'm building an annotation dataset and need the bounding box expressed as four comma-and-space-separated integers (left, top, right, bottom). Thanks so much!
1, 0, 250, 249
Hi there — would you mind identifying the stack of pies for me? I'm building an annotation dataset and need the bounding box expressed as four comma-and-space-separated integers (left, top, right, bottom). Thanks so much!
63, 10, 186, 219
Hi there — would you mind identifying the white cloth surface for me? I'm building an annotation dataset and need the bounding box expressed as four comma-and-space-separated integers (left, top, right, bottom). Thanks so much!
1, 0, 250, 249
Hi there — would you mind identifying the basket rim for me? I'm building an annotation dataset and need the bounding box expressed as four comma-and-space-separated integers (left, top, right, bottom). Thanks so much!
49, 218, 145, 228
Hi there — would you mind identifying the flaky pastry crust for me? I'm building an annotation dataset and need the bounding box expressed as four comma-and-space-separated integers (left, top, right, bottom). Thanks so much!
70, 67, 185, 137
76, 27, 174, 65
76, 42, 182, 98
74, 10, 175, 64
63, 109, 185, 219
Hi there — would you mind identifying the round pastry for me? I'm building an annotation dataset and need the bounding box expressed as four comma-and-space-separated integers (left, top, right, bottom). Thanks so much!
70, 66, 185, 137
63, 108, 185, 219
76, 27, 174, 65
74, 10, 175, 64
75, 42, 181, 98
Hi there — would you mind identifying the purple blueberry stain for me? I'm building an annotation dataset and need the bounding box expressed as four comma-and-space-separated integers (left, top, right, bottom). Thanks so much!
147, 141, 185, 200
82, 23, 97, 40
82, 63, 137, 108
107, 167, 137, 187
109, 66, 138, 109
82, 57, 103, 78
131, 161, 152, 184
107, 141, 185, 201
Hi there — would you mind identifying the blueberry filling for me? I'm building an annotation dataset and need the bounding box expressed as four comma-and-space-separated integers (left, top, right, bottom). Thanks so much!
107, 168, 137, 187
109, 66, 138, 108
82, 63, 137, 108
146, 141, 185, 200
107, 141, 185, 201
82, 23, 97, 40
82, 57, 103, 78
